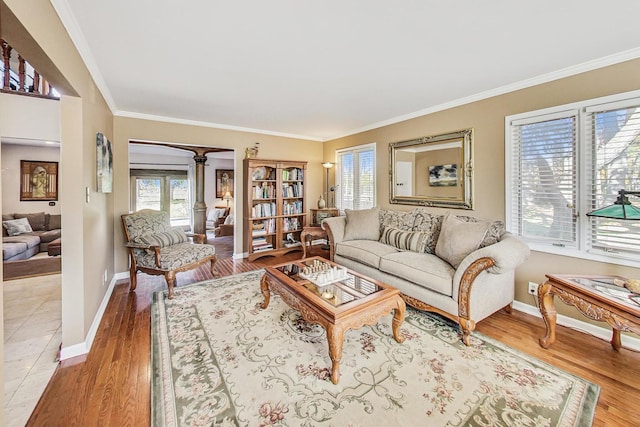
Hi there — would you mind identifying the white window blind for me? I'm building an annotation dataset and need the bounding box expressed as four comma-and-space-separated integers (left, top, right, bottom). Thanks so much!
336, 143, 376, 212
508, 111, 578, 247
586, 104, 640, 257
506, 90, 640, 266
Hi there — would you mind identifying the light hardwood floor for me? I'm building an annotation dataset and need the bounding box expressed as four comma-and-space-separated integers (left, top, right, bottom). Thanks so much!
26, 250, 640, 426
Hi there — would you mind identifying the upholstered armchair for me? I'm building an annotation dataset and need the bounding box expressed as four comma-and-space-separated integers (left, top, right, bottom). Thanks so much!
206, 206, 230, 230
121, 210, 217, 299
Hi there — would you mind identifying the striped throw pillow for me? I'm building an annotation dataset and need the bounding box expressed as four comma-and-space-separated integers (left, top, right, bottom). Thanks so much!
136, 229, 188, 247
380, 226, 429, 253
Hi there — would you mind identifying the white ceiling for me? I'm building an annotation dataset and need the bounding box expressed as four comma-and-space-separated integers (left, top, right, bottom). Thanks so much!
52, 1, 640, 141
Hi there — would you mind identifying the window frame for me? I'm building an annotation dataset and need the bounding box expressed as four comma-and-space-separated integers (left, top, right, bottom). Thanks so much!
334, 142, 377, 213
505, 89, 640, 268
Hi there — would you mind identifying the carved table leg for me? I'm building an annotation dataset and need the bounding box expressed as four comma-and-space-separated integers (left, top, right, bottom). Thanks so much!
326, 324, 344, 384
301, 232, 309, 258
611, 328, 622, 351
538, 281, 557, 348
260, 275, 271, 309
392, 297, 406, 343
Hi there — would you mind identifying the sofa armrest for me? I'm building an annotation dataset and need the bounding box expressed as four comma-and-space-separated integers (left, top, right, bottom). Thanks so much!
459, 233, 530, 276
321, 216, 346, 261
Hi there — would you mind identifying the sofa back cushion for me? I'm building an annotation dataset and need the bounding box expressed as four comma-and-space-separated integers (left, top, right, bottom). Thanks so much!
343, 207, 380, 241
435, 212, 491, 268
379, 226, 430, 253
45, 214, 62, 230
3, 217, 33, 236
134, 229, 188, 248
1, 214, 12, 237
409, 209, 443, 254
379, 209, 413, 233
14, 212, 46, 231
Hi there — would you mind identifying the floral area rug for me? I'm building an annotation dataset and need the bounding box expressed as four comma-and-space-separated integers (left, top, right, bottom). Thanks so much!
151, 270, 599, 426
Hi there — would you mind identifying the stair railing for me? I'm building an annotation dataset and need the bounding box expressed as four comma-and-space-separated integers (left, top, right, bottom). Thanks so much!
1, 38, 58, 99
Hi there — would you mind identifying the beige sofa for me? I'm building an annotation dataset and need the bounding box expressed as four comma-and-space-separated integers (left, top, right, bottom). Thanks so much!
322, 207, 530, 344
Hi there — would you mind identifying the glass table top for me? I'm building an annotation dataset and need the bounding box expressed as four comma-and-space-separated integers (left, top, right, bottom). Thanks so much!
274, 259, 382, 307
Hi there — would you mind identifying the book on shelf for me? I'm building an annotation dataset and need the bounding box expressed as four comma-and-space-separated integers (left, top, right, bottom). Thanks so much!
282, 168, 303, 181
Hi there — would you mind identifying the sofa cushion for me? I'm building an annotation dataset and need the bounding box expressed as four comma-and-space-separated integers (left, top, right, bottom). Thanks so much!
14, 212, 46, 231
38, 229, 62, 243
135, 229, 188, 248
379, 227, 430, 253
3, 217, 33, 236
409, 209, 443, 254
343, 207, 380, 241
380, 251, 455, 296
2, 242, 28, 260
335, 240, 398, 269
379, 209, 413, 233
435, 212, 490, 268
457, 215, 505, 248
134, 242, 216, 270
45, 214, 62, 231
3, 233, 41, 248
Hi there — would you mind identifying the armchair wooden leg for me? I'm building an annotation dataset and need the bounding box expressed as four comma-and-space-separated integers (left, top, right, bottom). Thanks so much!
165, 273, 176, 299
129, 264, 138, 291
210, 256, 218, 277
504, 303, 513, 314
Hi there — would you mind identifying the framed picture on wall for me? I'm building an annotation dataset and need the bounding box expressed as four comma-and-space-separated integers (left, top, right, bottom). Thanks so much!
97, 132, 113, 193
20, 160, 59, 201
216, 169, 234, 198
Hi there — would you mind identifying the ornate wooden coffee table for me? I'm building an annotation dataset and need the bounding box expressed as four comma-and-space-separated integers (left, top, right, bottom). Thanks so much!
260, 256, 406, 384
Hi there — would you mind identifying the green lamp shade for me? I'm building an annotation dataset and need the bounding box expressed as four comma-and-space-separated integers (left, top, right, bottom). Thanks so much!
587, 203, 640, 220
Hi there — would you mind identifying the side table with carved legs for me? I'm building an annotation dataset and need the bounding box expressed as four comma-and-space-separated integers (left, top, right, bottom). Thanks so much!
537, 274, 640, 350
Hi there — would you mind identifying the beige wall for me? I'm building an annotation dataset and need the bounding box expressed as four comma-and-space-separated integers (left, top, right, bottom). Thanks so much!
113, 116, 323, 272
3, 0, 115, 347
324, 58, 640, 321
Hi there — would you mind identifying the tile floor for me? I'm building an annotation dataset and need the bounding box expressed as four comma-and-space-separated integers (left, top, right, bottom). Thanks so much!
3, 273, 61, 427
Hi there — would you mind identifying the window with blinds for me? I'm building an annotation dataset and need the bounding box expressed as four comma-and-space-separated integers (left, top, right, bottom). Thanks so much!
586, 102, 640, 257
335, 143, 376, 212
506, 90, 640, 266
508, 112, 578, 246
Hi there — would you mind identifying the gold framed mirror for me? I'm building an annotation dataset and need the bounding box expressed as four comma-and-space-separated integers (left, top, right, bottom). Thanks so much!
389, 129, 473, 209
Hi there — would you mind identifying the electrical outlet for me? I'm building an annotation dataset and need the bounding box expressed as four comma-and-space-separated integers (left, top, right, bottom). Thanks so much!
528, 282, 538, 295
103, 269, 108, 285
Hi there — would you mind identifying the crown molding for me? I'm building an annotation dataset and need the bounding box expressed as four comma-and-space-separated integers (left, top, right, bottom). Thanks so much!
114, 111, 324, 142
326, 47, 640, 141
50, 0, 117, 112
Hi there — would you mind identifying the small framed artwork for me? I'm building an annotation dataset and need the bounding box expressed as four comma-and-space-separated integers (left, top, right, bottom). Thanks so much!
20, 160, 58, 201
429, 164, 458, 187
97, 132, 113, 193
216, 169, 234, 198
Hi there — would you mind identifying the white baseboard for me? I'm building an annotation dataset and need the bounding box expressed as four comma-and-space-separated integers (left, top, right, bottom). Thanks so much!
512, 300, 640, 351
59, 273, 122, 360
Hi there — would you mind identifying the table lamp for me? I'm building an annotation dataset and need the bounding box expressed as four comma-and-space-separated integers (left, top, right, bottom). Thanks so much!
223, 191, 233, 207
586, 189, 640, 220
322, 162, 334, 208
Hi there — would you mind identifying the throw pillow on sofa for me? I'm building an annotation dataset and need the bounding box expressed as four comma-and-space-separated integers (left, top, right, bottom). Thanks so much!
343, 207, 380, 241
2, 217, 33, 236
435, 212, 491, 268
380, 226, 430, 253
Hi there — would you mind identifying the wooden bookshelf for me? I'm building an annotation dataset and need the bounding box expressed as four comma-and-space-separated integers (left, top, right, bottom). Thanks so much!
243, 158, 307, 260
